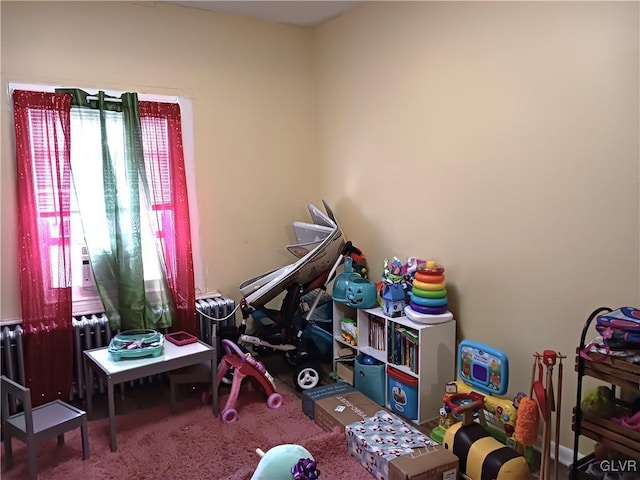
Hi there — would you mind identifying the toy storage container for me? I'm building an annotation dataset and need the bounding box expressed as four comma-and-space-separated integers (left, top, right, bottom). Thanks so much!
387, 366, 419, 420
354, 355, 386, 406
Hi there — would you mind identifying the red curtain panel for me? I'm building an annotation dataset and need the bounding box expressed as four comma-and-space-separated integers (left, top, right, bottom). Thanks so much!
13, 90, 74, 405
139, 101, 196, 335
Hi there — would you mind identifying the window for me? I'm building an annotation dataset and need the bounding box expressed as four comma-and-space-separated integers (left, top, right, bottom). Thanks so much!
12, 83, 201, 315
69, 108, 163, 293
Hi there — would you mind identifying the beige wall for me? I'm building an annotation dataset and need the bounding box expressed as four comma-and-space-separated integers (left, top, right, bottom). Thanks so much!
2, 0, 639, 455
1, 1, 319, 318
314, 1, 639, 451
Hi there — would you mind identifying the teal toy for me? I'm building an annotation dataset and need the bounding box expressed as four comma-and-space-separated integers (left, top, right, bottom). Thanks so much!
251, 444, 318, 480
345, 277, 377, 309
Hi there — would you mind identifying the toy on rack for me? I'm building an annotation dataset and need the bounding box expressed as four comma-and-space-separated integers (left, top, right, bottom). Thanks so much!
436, 340, 530, 480
251, 444, 319, 480
216, 339, 283, 424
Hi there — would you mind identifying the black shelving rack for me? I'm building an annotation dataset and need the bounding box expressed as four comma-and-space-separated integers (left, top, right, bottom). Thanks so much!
572, 307, 640, 479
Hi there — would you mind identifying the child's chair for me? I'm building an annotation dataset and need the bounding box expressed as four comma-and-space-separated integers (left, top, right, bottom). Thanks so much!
1, 375, 90, 480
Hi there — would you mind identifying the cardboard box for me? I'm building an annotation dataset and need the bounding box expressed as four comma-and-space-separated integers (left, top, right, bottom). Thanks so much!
314, 390, 382, 432
388, 446, 458, 480
336, 362, 355, 385
346, 410, 458, 480
301, 382, 355, 420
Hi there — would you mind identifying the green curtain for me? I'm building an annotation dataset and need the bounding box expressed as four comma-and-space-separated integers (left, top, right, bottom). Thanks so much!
57, 89, 176, 331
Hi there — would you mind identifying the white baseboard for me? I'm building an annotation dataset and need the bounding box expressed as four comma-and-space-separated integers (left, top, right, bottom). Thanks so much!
535, 437, 584, 467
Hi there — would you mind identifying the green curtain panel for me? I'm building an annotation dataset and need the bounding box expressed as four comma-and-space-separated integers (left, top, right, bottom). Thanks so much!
57, 89, 175, 331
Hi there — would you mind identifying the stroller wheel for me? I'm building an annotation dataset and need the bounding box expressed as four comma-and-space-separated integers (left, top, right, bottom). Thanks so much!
284, 351, 298, 366
293, 364, 321, 391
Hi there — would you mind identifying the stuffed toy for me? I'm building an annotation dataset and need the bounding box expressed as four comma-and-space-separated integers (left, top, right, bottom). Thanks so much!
251, 444, 319, 480
581, 385, 615, 418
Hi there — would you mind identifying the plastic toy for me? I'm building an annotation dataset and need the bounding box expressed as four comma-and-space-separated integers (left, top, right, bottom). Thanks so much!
345, 277, 377, 309
357, 353, 379, 365
381, 283, 406, 317
216, 339, 283, 424
404, 307, 453, 324
108, 329, 164, 361
405, 260, 449, 317
443, 401, 529, 480
332, 257, 360, 303
251, 444, 319, 480
434, 340, 530, 480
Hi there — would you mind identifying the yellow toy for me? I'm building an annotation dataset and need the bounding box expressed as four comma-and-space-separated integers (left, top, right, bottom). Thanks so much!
437, 340, 530, 480
442, 391, 530, 480
447, 380, 518, 447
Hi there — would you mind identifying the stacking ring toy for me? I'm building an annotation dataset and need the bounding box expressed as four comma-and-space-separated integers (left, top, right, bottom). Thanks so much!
417, 264, 444, 275
404, 306, 453, 324
413, 280, 445, 291
409, 302, 448, 315
410, 294, 448, 307
412, 288, 447, 299
415, 272, 445, 284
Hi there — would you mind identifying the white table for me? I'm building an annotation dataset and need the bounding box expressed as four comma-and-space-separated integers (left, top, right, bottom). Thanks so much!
84, 340, 217, 452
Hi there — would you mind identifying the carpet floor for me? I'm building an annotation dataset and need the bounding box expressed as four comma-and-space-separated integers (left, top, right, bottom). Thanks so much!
1, 352, 571, 479
0, 372, 372, 480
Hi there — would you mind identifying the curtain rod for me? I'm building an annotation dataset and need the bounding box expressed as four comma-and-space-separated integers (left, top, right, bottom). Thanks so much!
86, 95, 122, 103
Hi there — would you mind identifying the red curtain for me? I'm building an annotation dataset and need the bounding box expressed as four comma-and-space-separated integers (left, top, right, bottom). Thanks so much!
13, 90, 74, 405
139, 101, 196, 334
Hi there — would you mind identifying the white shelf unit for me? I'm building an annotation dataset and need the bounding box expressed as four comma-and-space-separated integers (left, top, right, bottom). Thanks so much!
332, 303, 456, 424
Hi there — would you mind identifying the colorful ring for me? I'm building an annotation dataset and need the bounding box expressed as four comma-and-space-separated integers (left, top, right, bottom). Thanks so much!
409, 302, 448, 315
412, 288, 447, 299
410, 294, 448, 307
413, 280, 446, 291
417, 265, 444, 275
415, 272, 445, 284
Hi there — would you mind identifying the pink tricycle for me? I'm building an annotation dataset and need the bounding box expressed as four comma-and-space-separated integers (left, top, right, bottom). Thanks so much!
217, 339, 283, 424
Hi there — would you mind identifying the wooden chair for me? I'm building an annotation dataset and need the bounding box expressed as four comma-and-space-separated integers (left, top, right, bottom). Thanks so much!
1, 375, 90, 479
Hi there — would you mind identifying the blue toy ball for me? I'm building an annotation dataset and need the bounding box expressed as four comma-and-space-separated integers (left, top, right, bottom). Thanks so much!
357, 353, 380, 365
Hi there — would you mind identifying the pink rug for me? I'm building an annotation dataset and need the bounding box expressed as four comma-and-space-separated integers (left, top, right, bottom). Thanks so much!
1, 384, 371, 479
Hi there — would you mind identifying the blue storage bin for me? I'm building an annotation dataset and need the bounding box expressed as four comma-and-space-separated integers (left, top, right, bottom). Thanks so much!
387, 366, 419, 420
354, 358, 386, 406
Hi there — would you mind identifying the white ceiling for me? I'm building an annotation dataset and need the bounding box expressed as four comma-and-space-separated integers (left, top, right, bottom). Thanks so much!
164, 1, 363, 27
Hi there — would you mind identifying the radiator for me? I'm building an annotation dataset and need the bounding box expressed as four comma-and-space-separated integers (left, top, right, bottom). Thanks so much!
1, 295, 236, 402
1, 325, 25, 413
195, 294, 236, 347
71, 313, 112, 400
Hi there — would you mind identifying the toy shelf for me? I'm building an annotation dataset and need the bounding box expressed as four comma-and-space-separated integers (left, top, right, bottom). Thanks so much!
571, 308, 640, 478
332, 303, 456, 424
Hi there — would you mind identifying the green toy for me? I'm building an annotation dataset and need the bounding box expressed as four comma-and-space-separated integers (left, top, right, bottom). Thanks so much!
251, 444, 319, 480
581, 386, 615, 418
